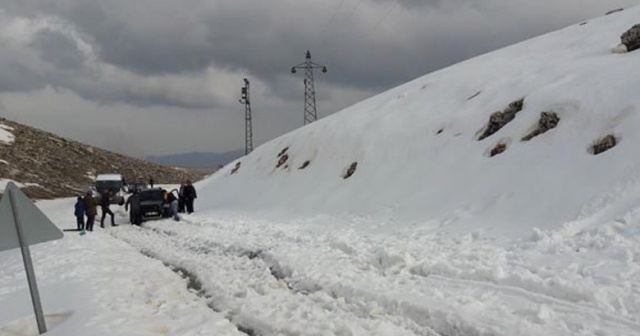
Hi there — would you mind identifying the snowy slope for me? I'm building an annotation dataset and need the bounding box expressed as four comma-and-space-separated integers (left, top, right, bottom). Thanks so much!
200, 8, 640, 237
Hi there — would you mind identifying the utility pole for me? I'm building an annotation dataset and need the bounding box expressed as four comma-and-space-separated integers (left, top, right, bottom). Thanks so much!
291, 50, 327, 125
239, 78, 253, 155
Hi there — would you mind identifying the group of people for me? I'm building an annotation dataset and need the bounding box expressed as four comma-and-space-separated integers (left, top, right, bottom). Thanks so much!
178, 180, 198, 214
161, 180, 198, 222
74, 190, 118, 232
75, 180, 198, 231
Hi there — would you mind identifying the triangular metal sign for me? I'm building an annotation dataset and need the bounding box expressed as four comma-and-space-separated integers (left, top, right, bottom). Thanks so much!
0, 182, 63, 252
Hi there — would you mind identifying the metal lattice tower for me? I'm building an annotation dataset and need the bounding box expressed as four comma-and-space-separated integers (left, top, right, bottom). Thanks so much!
291, 50, 327, 125
239, 78, 253, 155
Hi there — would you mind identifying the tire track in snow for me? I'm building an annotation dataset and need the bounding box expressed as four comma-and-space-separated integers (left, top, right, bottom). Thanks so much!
128, 216, 640, 336
138, 248, 259, 336
109, 224, 431, 336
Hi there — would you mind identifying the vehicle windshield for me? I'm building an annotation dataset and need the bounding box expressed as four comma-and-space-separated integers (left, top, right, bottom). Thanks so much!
139, 190, 164, 202
95, 180, 123, 193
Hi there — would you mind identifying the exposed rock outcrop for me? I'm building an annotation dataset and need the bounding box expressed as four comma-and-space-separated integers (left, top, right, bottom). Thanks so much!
605, 8, 624, 15
591, 135, 617, 155
343, 162, 358, 179
478, 98, 525, 140
490, 143, 507, 157
522, 112, 560, 141
621, 24, 640, 52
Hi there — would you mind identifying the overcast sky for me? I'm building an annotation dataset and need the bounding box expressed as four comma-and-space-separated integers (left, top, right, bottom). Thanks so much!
0, 0, 637, 158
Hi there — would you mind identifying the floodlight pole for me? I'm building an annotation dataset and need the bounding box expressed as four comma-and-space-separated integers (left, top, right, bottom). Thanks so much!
291, 50, 327, 125
9, 188, 47, 334
239, 78, 253, 155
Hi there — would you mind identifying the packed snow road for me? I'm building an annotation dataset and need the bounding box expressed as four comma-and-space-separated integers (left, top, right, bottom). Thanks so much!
109, 212, 640, 336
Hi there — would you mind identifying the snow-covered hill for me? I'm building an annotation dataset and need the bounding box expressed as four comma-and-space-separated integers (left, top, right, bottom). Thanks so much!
201, 7, 640, 238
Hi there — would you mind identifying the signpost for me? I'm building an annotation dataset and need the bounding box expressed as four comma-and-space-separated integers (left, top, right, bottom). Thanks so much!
0, 182, 63, 334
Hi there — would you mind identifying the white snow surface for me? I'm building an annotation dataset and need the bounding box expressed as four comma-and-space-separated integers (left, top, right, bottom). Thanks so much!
0, 199, 243, 336
0, 124, 15, 144
2, 8, 640, 336
0, 179, 40, 192
95, 174, 122, 181
1, 198, 638, 335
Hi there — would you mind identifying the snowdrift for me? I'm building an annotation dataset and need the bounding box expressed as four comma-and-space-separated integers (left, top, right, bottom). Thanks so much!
200, 8, 640, 237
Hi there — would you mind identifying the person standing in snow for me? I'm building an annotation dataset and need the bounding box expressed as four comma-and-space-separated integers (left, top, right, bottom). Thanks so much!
182, 180, 197, 214
74, 196, 86, 231
149, 176, 155, 188
125, 190, 142, 226
100, 190, 117, 228
166, 190, 180, 221
84, 191, 97, 232
178, 181, 186, 213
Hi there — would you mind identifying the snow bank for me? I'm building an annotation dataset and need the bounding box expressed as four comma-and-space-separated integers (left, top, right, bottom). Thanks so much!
199, 7, 640, 238
0, 123, 15, 144
0, 179, 40, 191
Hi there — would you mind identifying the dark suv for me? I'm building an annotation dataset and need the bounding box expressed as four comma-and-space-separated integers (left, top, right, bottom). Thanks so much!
138, 189, 166, 221
127, 181, 148, 194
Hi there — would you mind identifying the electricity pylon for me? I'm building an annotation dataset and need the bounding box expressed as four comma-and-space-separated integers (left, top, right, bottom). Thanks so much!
291, 50, 327, 125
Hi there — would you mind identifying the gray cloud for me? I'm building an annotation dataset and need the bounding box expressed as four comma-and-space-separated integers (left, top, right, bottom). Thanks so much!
0, 0, 638, 156
30, 28, 84, 70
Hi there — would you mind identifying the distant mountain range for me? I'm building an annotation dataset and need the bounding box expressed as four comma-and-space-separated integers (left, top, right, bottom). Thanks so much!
146, 150, 245, 169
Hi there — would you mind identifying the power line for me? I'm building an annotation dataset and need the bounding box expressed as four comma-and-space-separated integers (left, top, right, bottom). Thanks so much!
341, 0, 367, 22
316, 0, 349, 48
371, 2, 398, 30
318, 0, 347, 41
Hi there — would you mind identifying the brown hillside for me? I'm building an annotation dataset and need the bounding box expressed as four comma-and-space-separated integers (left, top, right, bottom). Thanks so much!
0, 117, 211, 199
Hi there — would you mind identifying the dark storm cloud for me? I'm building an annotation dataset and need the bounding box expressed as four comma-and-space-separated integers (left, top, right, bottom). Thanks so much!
1, 0, 639, 157
30, 29, 84, 70
3, 0, 638, 103
63, 1, 217, 75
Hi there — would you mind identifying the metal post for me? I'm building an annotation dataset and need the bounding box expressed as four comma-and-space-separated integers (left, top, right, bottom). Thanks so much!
239, 78, 253, 155
9, 189, 47, 334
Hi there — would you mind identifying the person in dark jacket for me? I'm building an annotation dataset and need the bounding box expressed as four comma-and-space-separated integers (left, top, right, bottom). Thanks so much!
125, 191, 142, 226
178, 181, 186, 213
74, 196, 86, 231
182, 180, 197, 214
149, 177, 155, 188
84, 191, 98, 232
100, 190, 117, 228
